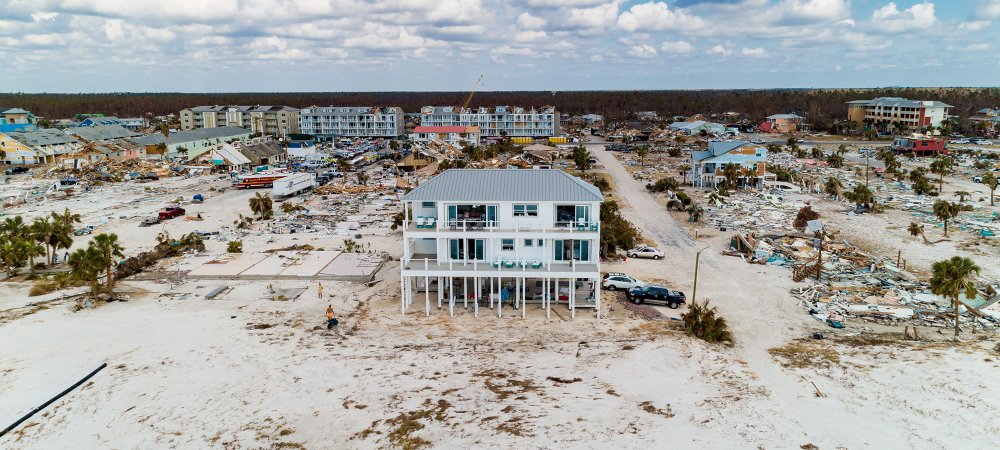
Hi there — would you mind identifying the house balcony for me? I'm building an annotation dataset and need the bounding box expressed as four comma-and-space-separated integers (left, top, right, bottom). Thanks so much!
401, 255, 599, 277
403, 218, 599, 234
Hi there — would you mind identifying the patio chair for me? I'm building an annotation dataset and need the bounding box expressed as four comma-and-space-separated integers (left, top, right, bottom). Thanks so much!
531, 260, 543, 269
426, 217, 435, 229
576, 218, 586, 230
415, 216, 425, 228
504, 260, 516, 269
492, 258, 502, 268
590, 223, 599, 231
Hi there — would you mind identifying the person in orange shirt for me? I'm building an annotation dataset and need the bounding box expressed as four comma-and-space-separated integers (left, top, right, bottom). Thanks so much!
326, 304, 338, 329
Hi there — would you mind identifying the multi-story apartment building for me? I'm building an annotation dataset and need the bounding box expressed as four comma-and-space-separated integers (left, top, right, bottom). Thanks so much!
399, 169, 603, 319
179, 105, 300, 137
298, 106, 403, 141
846, 97, 952, 129
1, 129, 79, 165
419, 105, 559, 138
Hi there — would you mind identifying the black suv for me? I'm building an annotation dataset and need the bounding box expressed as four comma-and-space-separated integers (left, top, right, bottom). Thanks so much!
626, 285, 686, 309
5, 166, 29, 175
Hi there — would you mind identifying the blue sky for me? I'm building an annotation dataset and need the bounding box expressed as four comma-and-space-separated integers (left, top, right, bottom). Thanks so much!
0, 0, 996, 92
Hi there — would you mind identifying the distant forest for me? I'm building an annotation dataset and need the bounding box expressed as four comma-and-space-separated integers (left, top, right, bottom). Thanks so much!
3, 88, 999, 129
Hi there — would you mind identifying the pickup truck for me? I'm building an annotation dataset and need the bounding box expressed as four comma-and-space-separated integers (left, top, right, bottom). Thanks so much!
626, 285, 687, 309
5, 166, 29, 175
158, 207, 186, 220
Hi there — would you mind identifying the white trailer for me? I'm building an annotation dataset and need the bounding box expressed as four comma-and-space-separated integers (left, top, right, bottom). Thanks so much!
272, 172, 316, 197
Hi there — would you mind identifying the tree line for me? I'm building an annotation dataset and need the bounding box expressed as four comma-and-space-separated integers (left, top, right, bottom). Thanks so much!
5, 87, 1000, 125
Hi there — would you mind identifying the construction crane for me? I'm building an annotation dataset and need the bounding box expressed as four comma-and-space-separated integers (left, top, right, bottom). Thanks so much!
462, 74, 485, 110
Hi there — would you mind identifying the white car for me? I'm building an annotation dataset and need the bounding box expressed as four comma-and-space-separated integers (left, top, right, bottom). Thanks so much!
950, 139, 969, 144
602, 274, 645, 291
972, 139, 993, 145
751, 138, 765, 144
628, 246, 665, 260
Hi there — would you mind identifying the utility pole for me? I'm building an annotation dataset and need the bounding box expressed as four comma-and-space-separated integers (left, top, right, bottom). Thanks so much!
692, 246, 711, 305
865, 150, 870, 188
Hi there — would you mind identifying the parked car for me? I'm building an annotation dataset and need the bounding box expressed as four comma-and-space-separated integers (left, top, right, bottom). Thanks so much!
139, 217, 161, 227
602, 274, 645, 291
5, 166, 29, 175
60, 177, 78, 186
626, 285, 686, 308
158, 206, 186, 220
74, 225, 94, 236
751, 138, 765, 144
950, 139, 969, 144
627, 246, 664, 260
972, 139, 993, 145
602, 272, 627, 280
973, 175, 984, 183
795, 138, 805, 143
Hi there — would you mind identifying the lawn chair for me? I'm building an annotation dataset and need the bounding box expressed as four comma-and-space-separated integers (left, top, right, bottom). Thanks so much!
504, 260, 516, 269
576, 217, 587, 230
531, 260, 543, 269
492, 258, 502, 268
425, 217, 435, 229
415, 216, 425, 229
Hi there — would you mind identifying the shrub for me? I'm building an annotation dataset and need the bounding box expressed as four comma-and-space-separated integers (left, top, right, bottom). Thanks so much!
681, 300, 733, 344
674, 191, 692, 206
227, 240, 243, 253
793, 205, 820, 231
646, 177, 679, 193
667, 147, 681, 157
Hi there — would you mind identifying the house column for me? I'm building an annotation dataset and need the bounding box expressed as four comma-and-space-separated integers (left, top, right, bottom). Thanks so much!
400, 274, 406, 314
463, 277, 468, 308
522, 276, 526, 319
595, 276, 601, 319
424, 275, 430, 317
449, 277, 455, 317
437, 276, 443, 309
570, 278, 576, 319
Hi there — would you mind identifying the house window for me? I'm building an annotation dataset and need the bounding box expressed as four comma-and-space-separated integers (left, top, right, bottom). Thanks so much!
502, 239, 515, 251
513, 204, 538, 217
422, 201, 435, 208
524, 239, 533, 247
537, 239, 543, 246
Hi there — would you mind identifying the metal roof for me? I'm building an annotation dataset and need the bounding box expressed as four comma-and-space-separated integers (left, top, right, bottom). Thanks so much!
5, 128, 78, 146
402, 169, 603, 202
69, 125, 138, 141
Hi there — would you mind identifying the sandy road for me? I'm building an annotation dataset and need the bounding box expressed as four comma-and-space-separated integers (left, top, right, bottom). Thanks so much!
582, 139, 902, 444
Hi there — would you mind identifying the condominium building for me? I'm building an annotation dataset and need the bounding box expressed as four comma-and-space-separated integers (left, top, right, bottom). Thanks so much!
1, 129, 79, 165
419, 105, 559, 138
179, 105, 300, 137
399, 169, 603, 319
690, 141, 773, 188
298, 106, 404, 141
846, 97, 952, 128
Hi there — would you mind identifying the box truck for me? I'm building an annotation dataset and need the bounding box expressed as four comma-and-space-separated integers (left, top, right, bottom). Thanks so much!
272, 172, 316, 197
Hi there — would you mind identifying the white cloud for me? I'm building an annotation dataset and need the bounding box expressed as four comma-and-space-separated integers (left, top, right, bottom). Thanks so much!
708, 44, 731, 56
627, 44, 658, 58
564, 1, 621, 32
516, 12, 546, 30
775, 0, 850, 22
617, 1, 705, 32
343, 23, 438, 50
741, 47, 767, 57
958, 20, 991, 31
984, 1, 1000, 19
527, 0, 607, 7
659, 40, 693, 54
513, 30, 548, 42
870, 2, 936, 33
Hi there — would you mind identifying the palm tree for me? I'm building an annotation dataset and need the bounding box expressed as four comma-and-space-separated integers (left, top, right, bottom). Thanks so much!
159, 122, 171, 154
344, 238, 357, 253
69, 246, 103, 301
954, 191, 971, 203
982, 173, 998, 206
933, 200, 960, 237
249, 193, 273, 220
722, 163, 741, 189
908, 222, 931, 245
636, 146, 649, 167
825, 153, 844, 168
52, 208, 81, 228
29, 217, 53, 265
929, 256, 981, 338
686, 203, 703, 222
92, 233, 125, 295
678, 164, 691, 185
844, 184, 874, 210
929, 158, 951, 193
23, 238, 44, 275
823, 177, 842, 199
810, 147, 822, 159
836, 144, 848, 156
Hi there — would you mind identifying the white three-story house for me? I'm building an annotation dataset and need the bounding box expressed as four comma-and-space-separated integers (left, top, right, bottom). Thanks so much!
399, 169, 603, 319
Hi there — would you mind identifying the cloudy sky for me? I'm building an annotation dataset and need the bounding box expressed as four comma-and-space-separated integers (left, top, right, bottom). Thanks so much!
0, 0, 997, 92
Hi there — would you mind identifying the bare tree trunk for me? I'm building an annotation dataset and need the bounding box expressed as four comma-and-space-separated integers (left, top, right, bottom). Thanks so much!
954, 295, 960, 338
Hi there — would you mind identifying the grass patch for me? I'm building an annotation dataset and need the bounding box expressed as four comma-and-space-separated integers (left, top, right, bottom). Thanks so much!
638, 401, 676, 418
383, 398, 453, 450
768, 340, 841, 369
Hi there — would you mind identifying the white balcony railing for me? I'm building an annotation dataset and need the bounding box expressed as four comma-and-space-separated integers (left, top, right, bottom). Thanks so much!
403, 218, 599, 233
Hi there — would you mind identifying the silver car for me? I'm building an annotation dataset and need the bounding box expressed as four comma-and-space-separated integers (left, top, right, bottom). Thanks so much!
628, 246, 665, 260
602, 274, 645, 291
